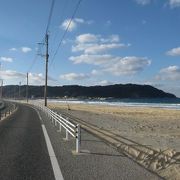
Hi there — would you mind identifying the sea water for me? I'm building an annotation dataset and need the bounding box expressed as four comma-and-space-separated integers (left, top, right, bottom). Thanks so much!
47, 98, 180, 110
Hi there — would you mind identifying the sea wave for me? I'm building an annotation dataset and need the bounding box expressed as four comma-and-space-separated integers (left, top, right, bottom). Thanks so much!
45, 98, 180, 110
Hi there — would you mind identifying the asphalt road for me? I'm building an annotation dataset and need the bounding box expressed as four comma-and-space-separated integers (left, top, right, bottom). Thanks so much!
40, 107, 163, 180
0, 104, 55, 180
0, 103, 162, 180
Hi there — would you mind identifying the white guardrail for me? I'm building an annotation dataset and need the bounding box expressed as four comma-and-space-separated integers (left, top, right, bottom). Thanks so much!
32, 102, 81, 154
8, 100, 81, 153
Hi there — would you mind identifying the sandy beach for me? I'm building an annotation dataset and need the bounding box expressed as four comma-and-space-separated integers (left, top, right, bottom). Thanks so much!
48, 102, 180, 179
49, 103, 180, 152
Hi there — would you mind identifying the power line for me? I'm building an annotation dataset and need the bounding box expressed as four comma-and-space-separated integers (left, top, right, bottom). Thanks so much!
27, 31, 46, 73
27, 0, 55, 75
44, 0, 56, 106
49, 0, 83, 68
27, 54, 38, 73
49, 0, 70, 56
46, 0, 56, 34
26, 0, 56, 104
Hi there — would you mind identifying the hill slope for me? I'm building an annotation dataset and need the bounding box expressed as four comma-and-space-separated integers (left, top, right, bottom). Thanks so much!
3, 84, 176, 99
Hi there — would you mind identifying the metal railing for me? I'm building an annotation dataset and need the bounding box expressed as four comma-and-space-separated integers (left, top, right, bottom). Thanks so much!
0, 102, 17, 120
32, 102, 81, 154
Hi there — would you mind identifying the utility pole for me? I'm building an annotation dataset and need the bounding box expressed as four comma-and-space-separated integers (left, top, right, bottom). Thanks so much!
0, 63, 2, 99
14, 86, 16, 99
26, 72, 29, 103
19, 81, 21, 99
44, 33, 49, 106
0, 79, 3, 99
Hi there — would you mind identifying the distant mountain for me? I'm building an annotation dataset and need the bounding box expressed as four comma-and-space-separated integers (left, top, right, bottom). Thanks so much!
2, 84, 176, 99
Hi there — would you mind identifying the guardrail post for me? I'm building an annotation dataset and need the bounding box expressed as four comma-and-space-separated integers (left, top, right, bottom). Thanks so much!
76, 124, 81, 153
65, 118, 69, 140
57, 122, 62, 132
51, 113, 54, 124
54, 112, 57, 126
48, 110, 51, 119
57, 114, 62, 132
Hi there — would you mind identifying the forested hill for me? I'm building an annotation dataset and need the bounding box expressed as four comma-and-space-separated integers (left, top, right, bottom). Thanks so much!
3, 84, 176, 99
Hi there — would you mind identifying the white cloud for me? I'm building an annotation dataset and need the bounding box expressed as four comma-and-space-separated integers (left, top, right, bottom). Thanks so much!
166, 47, 180, 56
91, 69, 102, 75
98, 80, 114, 86
75, 34, 120, 44
0, 70, 25, 79
60, 73, 89, 81
109, 35, 120, 43
61, 18, 93, 32
73, 33, 129, 54
70, 54, 115, 65
9, 47, 32, 53
29, 73, 45, 84
61, 19, 77, 32
76, 34, 98, 43
169, 0, 180, 8
70, 33, 149, 78
136, 0, 180, 9
28, 73, 54, 85
73, 43, 127, 54
156, 66, 180, 81
103, 56, 151, 75
100, 35, 121, 43
86, 43, 127, 54
74, 18, 84, 23
28, 73, 56, 85
9, 48, 17, 51
70, 54, 151, 76
135, 0, 151, 5
0, 70, 56, 85
21, 47, 32, 53
0, 57, 13, 62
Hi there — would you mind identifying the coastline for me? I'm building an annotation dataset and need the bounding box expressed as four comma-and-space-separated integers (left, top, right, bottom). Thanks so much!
48, 101, 180, 179
48, 102, 180, 151
47, 97, 180, 110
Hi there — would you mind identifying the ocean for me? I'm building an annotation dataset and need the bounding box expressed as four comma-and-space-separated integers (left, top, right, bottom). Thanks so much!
47, 98, 180, 110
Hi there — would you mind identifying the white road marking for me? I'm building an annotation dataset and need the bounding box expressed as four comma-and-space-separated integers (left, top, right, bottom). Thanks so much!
32, 106, 64, 180
28, 105, 42, 120
37, 110, 42, 121
42, 124, 64, 180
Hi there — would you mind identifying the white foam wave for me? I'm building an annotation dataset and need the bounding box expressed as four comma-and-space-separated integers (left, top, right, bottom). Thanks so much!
42, 99, 180, 110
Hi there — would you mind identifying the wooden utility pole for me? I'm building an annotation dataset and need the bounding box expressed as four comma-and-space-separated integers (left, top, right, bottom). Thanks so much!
0, 79, 3, 99
19, 81, 21, 99
14, 86, 16, 99
0, 63, 2, 99
44, 33, 49, 106
26, 72, 29, 103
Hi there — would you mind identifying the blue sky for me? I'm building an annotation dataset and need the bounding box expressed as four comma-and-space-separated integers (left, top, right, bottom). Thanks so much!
0, 0, 180, 97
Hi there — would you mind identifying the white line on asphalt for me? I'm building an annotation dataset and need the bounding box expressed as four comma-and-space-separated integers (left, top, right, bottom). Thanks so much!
42, 124, 64, 180
29, 105, 43, 121
32, 106, 64, 180
37, 110, 42, 121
